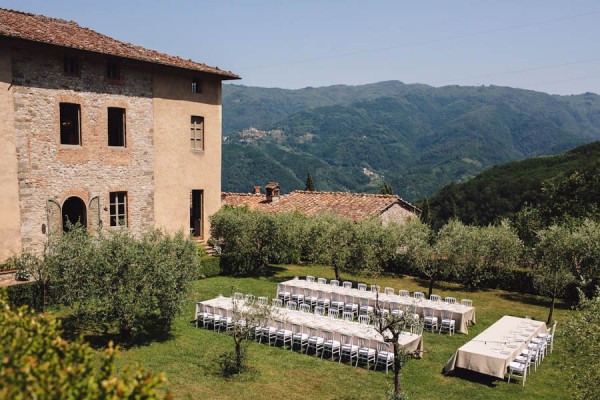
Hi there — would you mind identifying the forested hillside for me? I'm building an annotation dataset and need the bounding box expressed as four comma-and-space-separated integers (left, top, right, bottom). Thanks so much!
222, 82, 600, 199
424, 140, 600, 229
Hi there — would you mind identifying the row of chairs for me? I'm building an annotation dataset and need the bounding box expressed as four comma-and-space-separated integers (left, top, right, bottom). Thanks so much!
297, 276, 473, 307
507, 321, 558, 386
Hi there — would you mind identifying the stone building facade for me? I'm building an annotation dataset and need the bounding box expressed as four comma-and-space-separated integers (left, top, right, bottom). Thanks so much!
0, 9, 239, 262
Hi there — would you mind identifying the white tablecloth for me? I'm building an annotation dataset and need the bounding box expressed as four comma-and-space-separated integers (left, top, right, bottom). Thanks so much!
197, 296, 424, 357
277, 279, 476, 334
443, 315, 547, 378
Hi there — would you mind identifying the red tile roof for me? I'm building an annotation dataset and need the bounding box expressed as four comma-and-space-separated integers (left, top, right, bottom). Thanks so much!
0, 8, 239, 79
222, 190, 420, 221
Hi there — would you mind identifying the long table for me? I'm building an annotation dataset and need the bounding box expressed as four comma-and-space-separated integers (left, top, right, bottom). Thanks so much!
443, 316, 547, 378
277, 279, 476, 334
197, 296, 424, 357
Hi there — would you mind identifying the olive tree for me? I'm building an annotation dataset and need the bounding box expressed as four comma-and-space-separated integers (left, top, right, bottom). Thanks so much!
562, 290, 600, 400
373, 293, 420, 400
0, 290, 166, 399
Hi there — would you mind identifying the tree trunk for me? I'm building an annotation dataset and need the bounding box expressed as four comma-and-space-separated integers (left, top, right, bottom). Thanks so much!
235, 341, 242, 372
428, 277, 435, 298
547, 296, 555, 325
393, 340, 402, 399
334, 264, 340, 281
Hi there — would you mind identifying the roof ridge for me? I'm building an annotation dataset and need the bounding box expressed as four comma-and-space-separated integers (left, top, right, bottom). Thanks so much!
0, 8, 239, 78
291, 190, 399, 198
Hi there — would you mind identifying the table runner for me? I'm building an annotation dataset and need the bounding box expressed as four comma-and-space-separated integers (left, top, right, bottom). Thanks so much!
443, 315, 547, 378
277, 278, 476, 334
197, 296, 424, 357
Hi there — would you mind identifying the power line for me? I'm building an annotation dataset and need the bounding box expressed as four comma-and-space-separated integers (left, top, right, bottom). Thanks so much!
238, 10, 600, 71
529, 73, 600, 88
428, 57, 600, 85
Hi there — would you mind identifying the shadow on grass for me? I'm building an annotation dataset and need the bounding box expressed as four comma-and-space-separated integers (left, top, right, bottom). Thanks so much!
498, 292, 571, 310
444, 368, 500, 387
59, 314, 174, 350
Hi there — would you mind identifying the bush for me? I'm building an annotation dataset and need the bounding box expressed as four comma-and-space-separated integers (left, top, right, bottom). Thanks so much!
0, 290, 167, 399
13, 226, 199, 341
199, 255, 222, 278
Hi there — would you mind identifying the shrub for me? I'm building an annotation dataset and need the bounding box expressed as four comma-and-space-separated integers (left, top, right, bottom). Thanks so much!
0, 290, 167, 399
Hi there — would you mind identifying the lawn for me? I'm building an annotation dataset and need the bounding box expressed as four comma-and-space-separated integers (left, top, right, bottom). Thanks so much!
114, 264, 571, 400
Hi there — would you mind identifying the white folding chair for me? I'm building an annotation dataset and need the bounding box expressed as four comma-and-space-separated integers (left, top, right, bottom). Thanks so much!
272, 298, 283, 308
359, 298, 373, 316
292, 323, 308, 352
233, 292, 243, 300
299, 303, 311, 313
306, 275, 315, 282
317, 277, 327, 285
398, 290, 409, 297
330, 293, 345, 313
314, 306, 326, 316
244, 294, 255, 303
508, 350, 532, 386
356, 338, 376, 368
344, 294, 359, 318
357, 283, 367, 291
439, 309, 455, 335
340, 333, 358, 365
342, 281, 353, 289
287, 301, 298, 311
413, 292, 425, 300
375, 342, 394, 374
460, 298, 473, 307
445, 296, 456, 305
277, 286, 290, 304
306, 327, 324, 356
276, 320, 292, 349
321, 330, 341, 361
291, 287, 305, 304
358, 315, 371, 325
317, 290, 330, 309
342, 311, 354, 321
423, 307, 438, 332
328, 308, 340, 319
384, 287, 395, 295
330, 279, 340, 287
257, 296, 268, 305
429, 294, 441, 302
304, 288, 317, 309
370, 284, 381, 293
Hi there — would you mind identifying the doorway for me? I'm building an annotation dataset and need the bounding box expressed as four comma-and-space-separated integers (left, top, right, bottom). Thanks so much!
62, 196, 87, 231
190, 190, 203, 238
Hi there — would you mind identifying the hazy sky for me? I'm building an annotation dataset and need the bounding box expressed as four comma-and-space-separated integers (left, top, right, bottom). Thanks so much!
4, 0, 600, 95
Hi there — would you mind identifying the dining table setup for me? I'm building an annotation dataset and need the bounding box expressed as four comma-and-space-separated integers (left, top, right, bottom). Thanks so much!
276, 277, 476, 334
196, 295, 424, 357
443, 315, 548, 379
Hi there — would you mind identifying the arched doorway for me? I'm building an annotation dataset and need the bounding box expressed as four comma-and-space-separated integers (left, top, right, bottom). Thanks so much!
62, 196, 87, 232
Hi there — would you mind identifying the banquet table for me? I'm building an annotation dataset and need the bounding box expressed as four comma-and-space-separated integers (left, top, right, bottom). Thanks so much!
277, 278, 476, 334
197, 296, 424, 357
443, 315, 547, 378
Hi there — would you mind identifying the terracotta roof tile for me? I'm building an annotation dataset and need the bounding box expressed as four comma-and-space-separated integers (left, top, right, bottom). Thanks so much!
222, 190, 420, 221
0, 8, 239, 79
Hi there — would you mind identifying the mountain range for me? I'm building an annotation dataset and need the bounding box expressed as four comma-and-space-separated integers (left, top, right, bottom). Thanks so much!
222, 81, 600, 200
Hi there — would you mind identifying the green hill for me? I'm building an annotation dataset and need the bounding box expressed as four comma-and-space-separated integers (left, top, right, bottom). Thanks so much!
222, 82, 600, 198
425, 140, 600, 229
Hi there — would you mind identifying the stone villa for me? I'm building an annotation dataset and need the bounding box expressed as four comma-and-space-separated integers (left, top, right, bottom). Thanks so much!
0, 9, 239, 262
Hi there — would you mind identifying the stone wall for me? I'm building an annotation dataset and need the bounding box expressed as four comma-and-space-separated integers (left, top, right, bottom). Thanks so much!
10, 42, 154, 250
380, 203, 417, 226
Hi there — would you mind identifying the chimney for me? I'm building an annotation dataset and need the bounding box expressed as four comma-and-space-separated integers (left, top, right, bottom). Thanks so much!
265, 182, 280, 203
252, 186, 261, 194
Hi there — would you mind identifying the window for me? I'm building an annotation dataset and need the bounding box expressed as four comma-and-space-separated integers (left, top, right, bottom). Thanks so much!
191, 78, 202, 93
190, 116, 204, 150
107, 107, 126, 147
59, 103, 81, 145
63, 55, 79, 76
106, 62, 120, 80
109, 192, 127, 227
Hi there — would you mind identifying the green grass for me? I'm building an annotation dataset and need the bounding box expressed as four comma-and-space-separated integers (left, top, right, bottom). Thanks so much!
114, 265, 571, 400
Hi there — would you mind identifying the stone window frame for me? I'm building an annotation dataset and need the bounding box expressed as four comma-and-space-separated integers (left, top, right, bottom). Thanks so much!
107, 107, 127, 147
109, 191, 128, 227
59, 102, 82, 146
190, 115, 204, 152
